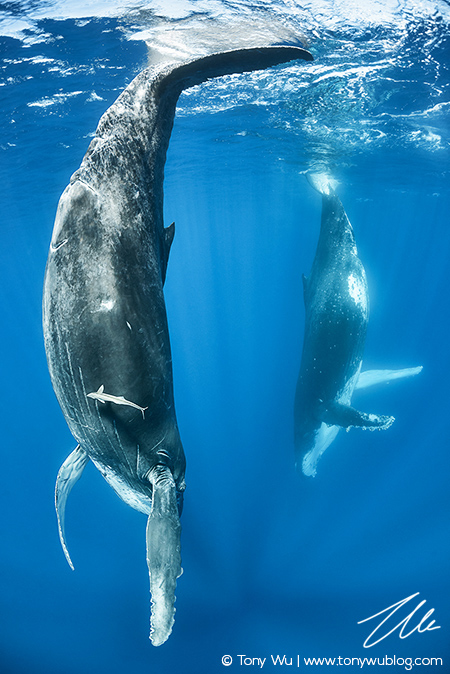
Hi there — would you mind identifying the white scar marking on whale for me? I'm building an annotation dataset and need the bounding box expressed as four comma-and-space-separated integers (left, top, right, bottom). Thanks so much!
50, 239, 68, 252
92, 298, 115, 313
100, 299, 115, 311
348, 273, 366, 308
87, 385, 148, 418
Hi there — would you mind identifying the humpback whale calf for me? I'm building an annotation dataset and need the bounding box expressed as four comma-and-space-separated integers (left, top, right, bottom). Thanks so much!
42, 45, 313, 646
294, 175, 422, 478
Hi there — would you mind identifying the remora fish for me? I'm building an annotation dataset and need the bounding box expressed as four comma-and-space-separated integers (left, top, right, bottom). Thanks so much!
87, 384, 148, 419
43, 45, 313, 646
294, 174, 422, 478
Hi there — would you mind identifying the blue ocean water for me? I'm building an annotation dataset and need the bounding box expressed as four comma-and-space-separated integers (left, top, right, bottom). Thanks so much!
1, 2, 449, 673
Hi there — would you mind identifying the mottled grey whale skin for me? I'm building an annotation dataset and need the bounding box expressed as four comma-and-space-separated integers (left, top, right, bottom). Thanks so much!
42, 45, 313, 646
294, 176, 422, 478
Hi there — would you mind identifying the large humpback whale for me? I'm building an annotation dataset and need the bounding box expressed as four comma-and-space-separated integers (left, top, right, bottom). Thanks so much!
43, 46, 313, 646
294, 175, 422, 478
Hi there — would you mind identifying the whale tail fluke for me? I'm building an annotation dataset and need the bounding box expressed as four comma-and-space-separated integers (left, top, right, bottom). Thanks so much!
306, 172, 338, 196
146, 466, 182, 647
166, 46, 313, 95
55, 445, 90, 570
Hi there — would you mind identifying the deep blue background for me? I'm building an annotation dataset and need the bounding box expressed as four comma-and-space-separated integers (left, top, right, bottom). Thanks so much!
0, 7, 449, 674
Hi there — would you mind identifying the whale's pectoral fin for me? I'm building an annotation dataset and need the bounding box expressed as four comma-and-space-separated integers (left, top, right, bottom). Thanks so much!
356, 366, 423, 390
319, 402, 395, 431
146, 465, 182, 647
55, 445, 90, 570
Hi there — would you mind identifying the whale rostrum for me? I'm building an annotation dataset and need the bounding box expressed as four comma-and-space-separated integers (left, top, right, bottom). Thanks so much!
294, 174, 422, 478
43, 46, 314, 646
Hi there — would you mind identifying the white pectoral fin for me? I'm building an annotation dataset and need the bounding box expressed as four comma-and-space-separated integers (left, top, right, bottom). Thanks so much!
146, 466, 182, 647
55, 445, 90, 570
356, 366, 423, 390
301, 423, 340, 478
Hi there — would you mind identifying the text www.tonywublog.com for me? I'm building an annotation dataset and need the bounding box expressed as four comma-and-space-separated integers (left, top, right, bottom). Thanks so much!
221, 654, 443, 669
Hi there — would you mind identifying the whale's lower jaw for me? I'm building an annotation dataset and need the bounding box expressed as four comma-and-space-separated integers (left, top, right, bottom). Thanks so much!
90, 458, 153, 515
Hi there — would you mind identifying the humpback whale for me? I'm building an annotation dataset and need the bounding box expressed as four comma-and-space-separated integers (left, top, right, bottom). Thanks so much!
42, 46, 313, 646
294, 175, 422, 478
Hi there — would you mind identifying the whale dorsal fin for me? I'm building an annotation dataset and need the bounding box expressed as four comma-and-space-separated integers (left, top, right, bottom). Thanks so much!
161, 222, 175, 284
319, 401, 394, 431
164, 222, 175, 253
302, 273, 310, 304
55, 445, 90, 570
